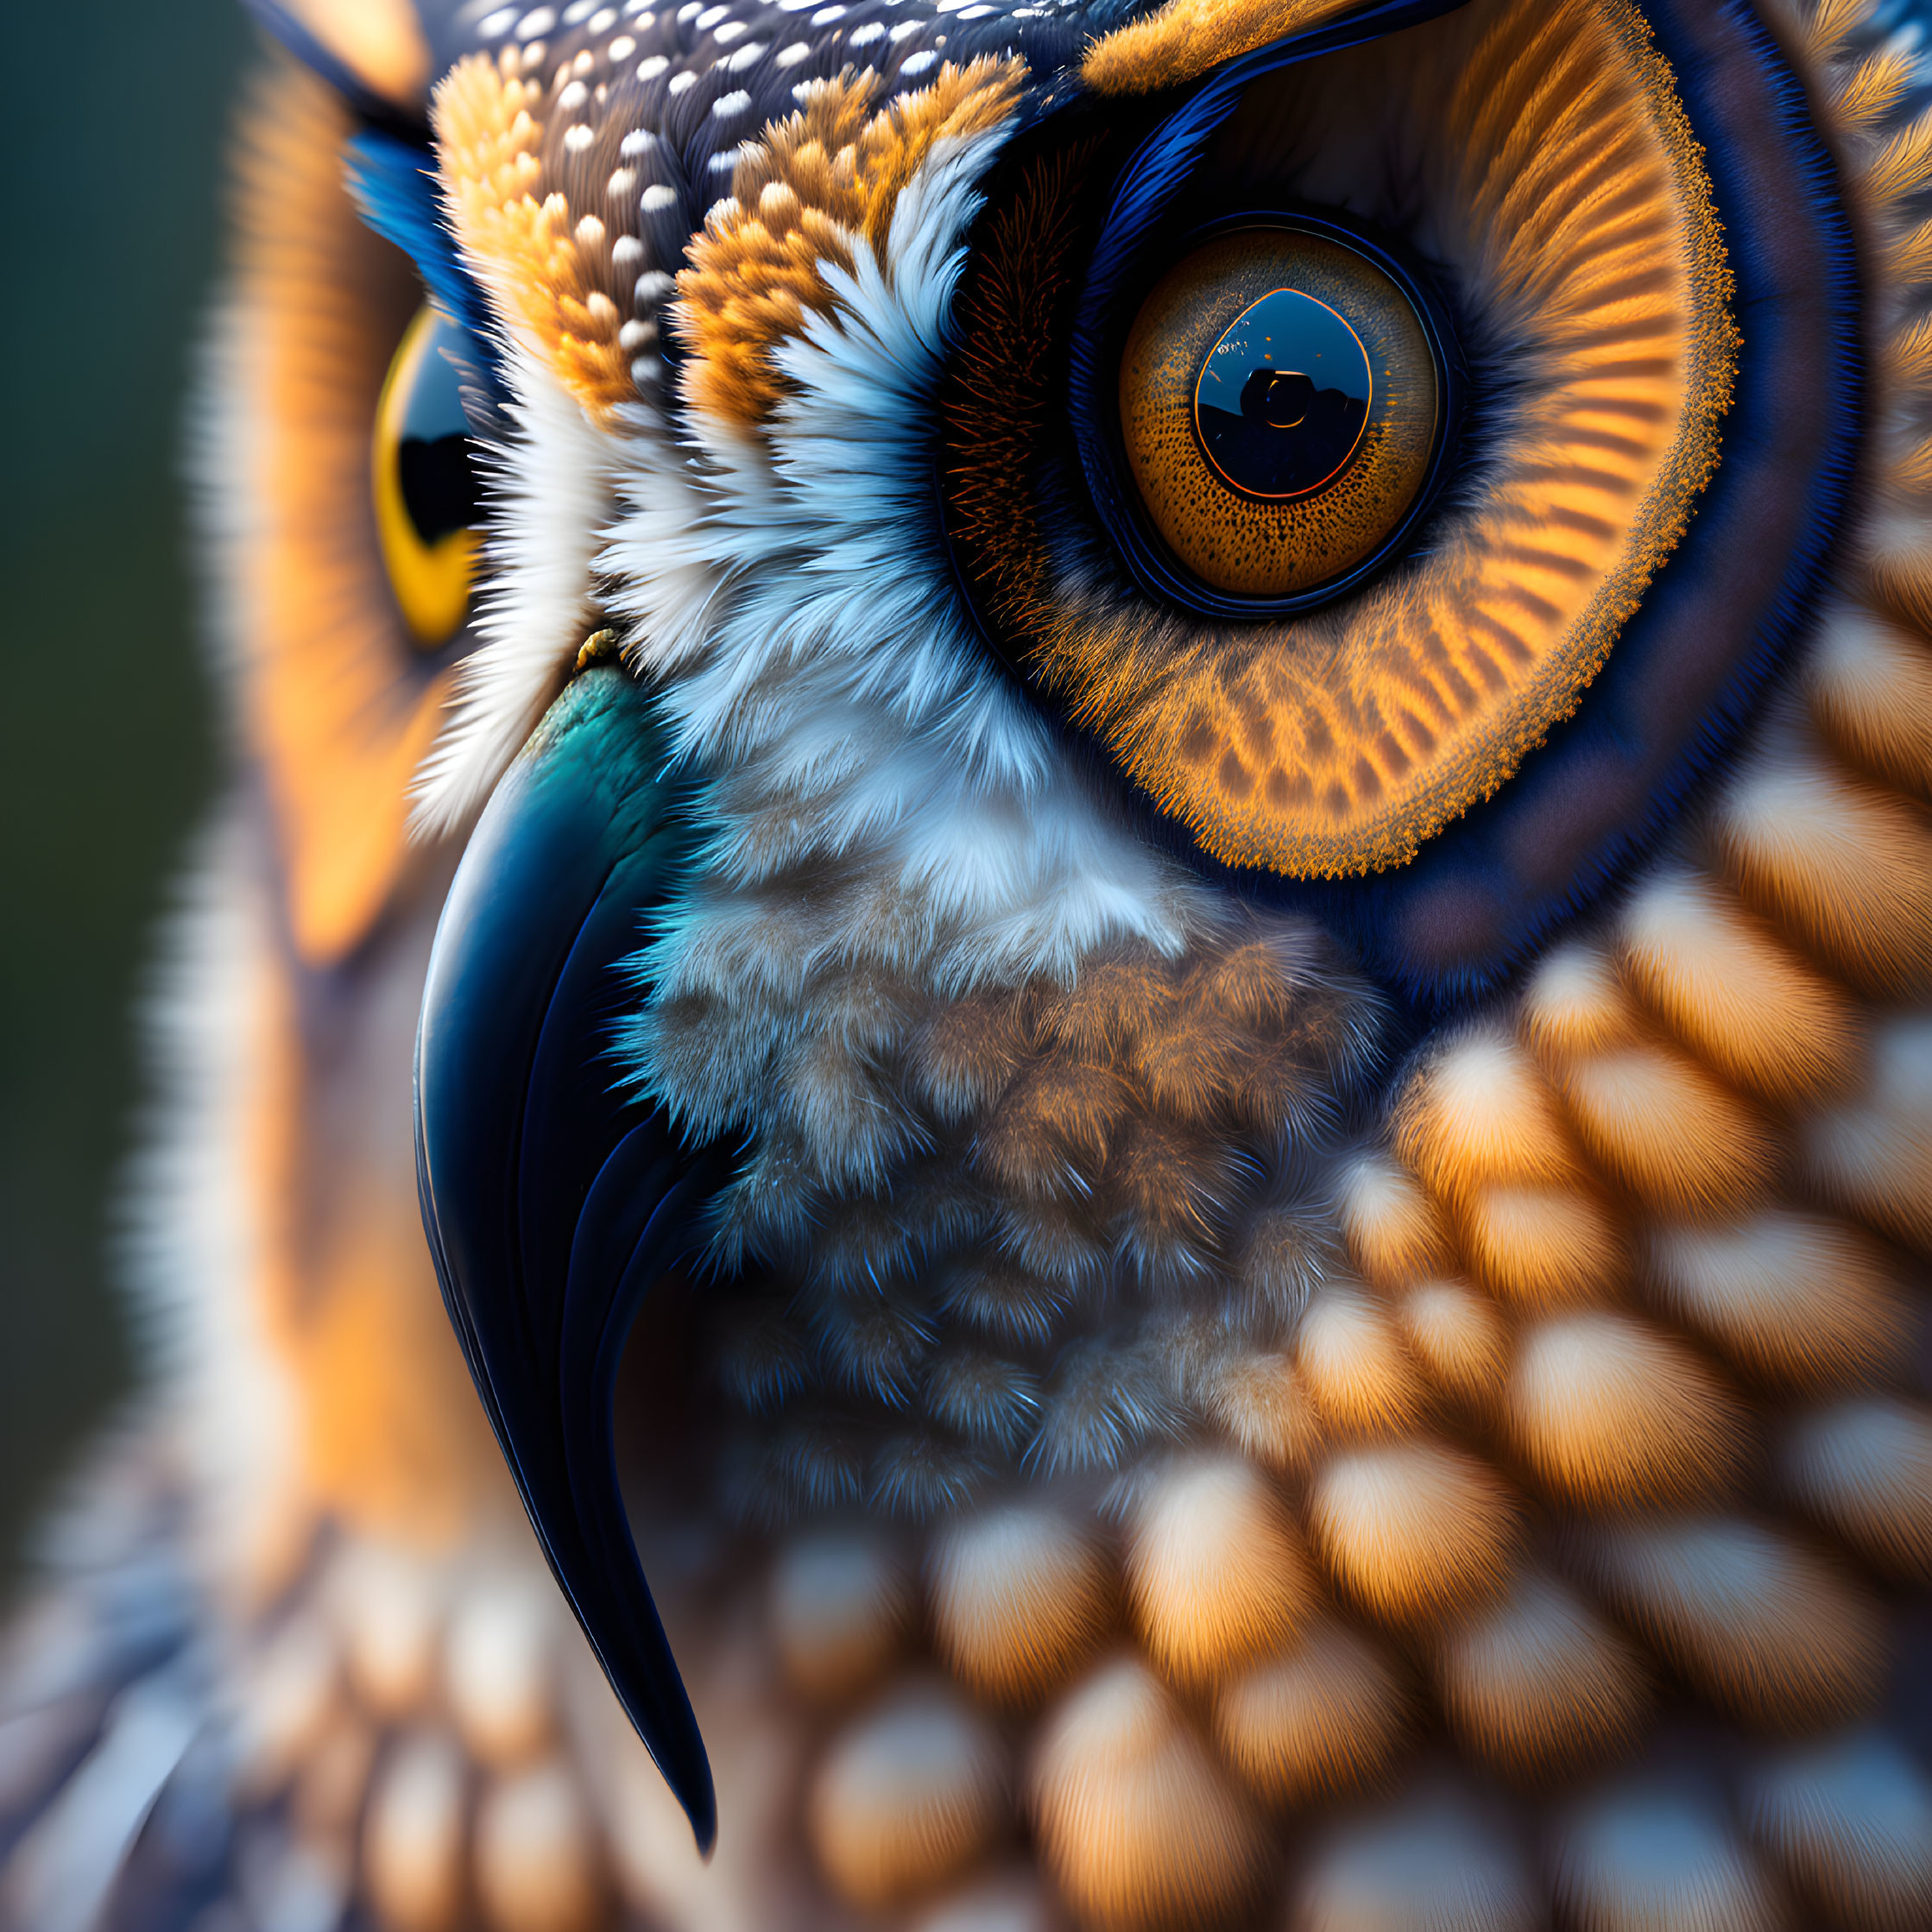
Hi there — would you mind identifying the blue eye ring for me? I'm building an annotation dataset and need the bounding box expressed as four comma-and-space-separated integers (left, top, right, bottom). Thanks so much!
1084, 210, 1464, 619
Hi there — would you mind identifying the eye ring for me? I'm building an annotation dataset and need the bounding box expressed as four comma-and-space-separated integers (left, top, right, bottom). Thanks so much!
1080, 213, 1462, 621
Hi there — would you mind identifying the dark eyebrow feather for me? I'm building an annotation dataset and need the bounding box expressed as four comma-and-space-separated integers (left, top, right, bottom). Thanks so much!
345, 127, 511, 430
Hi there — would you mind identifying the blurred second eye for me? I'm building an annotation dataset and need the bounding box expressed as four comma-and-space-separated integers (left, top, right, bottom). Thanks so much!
373, 305, 483, 647
1119, 226, 1442, 603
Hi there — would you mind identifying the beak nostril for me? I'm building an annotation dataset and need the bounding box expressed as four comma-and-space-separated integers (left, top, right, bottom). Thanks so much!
573, 628, 622, 677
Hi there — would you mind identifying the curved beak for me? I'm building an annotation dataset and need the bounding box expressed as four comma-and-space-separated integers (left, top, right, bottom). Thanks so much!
413, 666, 716, 1849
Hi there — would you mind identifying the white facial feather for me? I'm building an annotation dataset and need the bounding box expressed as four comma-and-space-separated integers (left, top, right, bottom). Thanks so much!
608, 117, 1209, 1009
418, 108, 1211, 1027
119, 811, 301, 1594
410, 346, 624, 837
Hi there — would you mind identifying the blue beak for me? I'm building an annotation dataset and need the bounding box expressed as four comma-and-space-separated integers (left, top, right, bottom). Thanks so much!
414, 666, 717, 1849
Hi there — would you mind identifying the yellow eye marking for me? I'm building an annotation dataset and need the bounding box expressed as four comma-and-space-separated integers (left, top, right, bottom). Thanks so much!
372, 304, 482, 647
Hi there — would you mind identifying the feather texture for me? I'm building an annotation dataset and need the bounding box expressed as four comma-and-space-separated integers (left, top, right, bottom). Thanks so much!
17, 1, 1932, 1929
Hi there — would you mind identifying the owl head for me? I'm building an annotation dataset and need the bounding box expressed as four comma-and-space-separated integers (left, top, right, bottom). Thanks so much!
226, 0, 1932, 1919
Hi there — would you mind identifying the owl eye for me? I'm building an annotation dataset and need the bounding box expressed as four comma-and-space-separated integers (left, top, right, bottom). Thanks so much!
373, 304, 483, 647
941, 0, 1846, 1001
1116, 221, 1450, 609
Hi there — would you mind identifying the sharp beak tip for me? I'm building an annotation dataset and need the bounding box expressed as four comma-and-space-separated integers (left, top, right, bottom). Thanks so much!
412, 668, 718, 1840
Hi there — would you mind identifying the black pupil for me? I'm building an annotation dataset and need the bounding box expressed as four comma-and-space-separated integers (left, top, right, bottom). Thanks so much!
1194, 287, 1373, 501
399, 320, 483, 547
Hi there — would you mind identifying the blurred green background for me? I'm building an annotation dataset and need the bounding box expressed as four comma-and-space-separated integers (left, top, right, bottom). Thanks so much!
1, 4, 251, 1594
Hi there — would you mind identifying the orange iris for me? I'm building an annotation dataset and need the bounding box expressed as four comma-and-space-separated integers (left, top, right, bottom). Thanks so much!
1119, 229, 1438, 601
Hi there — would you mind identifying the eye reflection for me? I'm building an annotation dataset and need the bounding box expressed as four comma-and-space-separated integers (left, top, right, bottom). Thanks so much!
1196, 288, 1373, 499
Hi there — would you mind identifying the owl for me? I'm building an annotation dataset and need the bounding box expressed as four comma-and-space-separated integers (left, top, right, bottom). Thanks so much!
4, 0, 1932, 1928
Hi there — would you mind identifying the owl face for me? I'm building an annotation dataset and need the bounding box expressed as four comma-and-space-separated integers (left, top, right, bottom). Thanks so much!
230, 0, 1932, 1923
